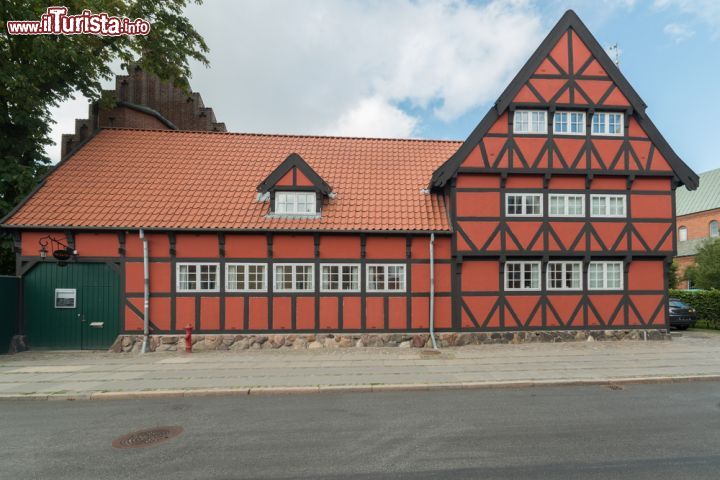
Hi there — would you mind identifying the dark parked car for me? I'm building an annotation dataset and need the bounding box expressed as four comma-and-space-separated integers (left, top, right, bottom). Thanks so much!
669, 298, 697, 330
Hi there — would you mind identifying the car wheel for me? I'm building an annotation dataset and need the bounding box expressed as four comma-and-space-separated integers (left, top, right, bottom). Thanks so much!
676, 325, 689, 331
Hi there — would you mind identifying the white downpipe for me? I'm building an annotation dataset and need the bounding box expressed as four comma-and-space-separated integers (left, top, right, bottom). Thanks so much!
429, 233, 438, 350
140, 229, 150, 354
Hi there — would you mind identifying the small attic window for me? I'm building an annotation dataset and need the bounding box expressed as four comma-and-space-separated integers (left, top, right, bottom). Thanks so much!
275, 191, 316, 215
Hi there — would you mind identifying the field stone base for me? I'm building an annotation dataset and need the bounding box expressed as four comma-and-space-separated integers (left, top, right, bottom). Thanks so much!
8, 335, 28, 353
109, 329, 670, 353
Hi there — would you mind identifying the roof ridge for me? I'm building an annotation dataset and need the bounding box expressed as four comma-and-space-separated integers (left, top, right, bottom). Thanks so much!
100, 127, 463, 144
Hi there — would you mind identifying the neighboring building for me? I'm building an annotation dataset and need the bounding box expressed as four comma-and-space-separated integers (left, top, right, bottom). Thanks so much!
60, 64, 226, 157
675, 168, 720, 288
0, 10, 699, 349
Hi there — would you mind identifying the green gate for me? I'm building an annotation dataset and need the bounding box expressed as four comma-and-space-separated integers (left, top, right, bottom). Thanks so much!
23, 263, 121, 350
0, 276, 19, 354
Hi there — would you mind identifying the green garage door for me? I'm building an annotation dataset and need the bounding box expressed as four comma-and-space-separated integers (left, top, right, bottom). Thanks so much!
23, 263, 121, 350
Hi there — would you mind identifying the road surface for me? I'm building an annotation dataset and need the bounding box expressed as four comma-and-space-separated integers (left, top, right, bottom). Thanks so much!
1, 382, 719, 479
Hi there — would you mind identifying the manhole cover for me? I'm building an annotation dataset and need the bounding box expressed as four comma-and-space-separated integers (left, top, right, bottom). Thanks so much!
112, 426, 183, 449
607, 384, 623, 391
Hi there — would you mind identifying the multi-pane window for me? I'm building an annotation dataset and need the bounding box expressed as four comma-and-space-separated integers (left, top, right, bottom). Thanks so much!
321, 264, 360, 292
367, 265, 406, 292
588, 261, 623, 290
547, 261, 582, 290
226, 263, 267, 292
274, 264, 314, 292
506, 193, 543, 216
549, 194, 585, 217
505, 262, 541, 291
274, 191, 316, 215
553, 112, 585, 135
177, 263, 219, 292
678, 226, 688, 242
513, 110, 547, 134
710, 221, 719, 238
591, 112, 623, 136
591, 195, 626, 217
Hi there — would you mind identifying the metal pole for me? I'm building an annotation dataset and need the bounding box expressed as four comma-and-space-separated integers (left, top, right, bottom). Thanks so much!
429, 233, 438, 350
140, 229, 150, 353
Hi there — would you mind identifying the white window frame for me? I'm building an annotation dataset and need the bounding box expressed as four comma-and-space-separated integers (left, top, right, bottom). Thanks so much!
678, 226, 688, 242
591, 112, 624, 137
273, 263, 315, 292
553, 111, 586, 135
366, 264, 406, 292
710, 221, 719, 238
504, 261, 541, 291
513, 110, 548, 134
54, 288, 77, 309
320, 264, 361, 292
274, 191, 317, 216
588, 261, 624, 291
549, 194, 585, 217
590, 194, 626, 218
176, 263, 220, 292
506, 193, 543, 217
226, 263, 268, 292
547, 261, 583, 291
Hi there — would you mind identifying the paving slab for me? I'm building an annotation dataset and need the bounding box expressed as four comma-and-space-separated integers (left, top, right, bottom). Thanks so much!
1, 330, 720, 400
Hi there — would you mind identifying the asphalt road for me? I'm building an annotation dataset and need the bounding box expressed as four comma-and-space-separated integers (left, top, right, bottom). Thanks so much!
1, 382, 720, 479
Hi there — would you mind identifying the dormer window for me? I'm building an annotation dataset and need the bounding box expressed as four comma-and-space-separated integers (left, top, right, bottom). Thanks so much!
257, 152, 332, 218
275, 191, 316, 215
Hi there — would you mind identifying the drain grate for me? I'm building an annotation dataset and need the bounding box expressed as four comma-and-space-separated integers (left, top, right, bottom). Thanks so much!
112, 426, 183, 449
607, 384, 623, 391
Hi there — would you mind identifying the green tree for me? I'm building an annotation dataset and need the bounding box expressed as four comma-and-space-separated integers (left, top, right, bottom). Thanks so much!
685, 238, 720, 289
0, 1, 208, 274
668, 260, 679, 289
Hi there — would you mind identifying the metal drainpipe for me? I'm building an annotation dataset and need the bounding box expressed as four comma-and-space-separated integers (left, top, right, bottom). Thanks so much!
429, 233, 438, 350
140, 229, 150, 354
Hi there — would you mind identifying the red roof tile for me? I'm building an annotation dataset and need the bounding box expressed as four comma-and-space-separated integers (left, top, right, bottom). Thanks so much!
4, 129, 460, 232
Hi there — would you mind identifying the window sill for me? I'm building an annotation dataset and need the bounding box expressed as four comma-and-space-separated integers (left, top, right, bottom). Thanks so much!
266, 213, 321, 219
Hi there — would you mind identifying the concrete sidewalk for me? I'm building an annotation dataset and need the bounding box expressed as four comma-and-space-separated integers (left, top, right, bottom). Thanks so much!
1, 330, 720, 400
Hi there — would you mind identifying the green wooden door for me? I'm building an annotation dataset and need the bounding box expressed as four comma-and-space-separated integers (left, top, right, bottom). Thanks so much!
23, 263, 120, 350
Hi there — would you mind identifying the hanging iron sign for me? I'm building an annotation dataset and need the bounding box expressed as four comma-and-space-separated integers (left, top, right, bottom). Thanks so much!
52, 248, 73, 261
38, 235, 76, 266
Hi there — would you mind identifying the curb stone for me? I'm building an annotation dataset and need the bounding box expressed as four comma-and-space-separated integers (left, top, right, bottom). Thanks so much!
1, 375, 720, 401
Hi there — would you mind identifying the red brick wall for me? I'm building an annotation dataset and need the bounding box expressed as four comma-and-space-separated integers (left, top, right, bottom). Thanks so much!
676, 208, 720, 241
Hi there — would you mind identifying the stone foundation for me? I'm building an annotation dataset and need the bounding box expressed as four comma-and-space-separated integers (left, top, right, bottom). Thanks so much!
110, 329, 670, 353
8, 335, 28, 354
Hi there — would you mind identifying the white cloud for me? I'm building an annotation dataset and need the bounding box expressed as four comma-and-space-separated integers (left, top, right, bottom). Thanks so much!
47, 0, 545, 161
47, 95, 93, 162
663, 22, 695, 42
322, 96, 417, 138
654, 0, 720, 38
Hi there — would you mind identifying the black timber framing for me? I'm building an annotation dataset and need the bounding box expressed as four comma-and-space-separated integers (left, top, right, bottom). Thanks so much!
429, 9, 698, 190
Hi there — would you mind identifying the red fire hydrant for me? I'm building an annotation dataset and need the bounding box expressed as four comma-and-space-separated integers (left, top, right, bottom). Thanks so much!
185, 324, 193, 353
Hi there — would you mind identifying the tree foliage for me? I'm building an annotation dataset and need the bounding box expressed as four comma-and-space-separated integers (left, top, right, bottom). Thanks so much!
685, 238, 720, 290
0, 1, 208, 274
668, 260, 679, 290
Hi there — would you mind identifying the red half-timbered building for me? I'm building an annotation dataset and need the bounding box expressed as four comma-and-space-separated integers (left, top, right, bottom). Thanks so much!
1, 11, 698, 349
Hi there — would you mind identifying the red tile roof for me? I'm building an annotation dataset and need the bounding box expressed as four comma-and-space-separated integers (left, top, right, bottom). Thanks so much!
4, 129, 460, 232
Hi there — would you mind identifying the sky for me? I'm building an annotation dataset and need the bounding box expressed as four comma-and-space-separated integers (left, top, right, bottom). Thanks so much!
48, 0, 720, 174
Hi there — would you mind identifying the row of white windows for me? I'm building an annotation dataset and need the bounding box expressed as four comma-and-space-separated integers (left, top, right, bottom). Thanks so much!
177, 263, 406, 293
506, 261, 623, 291
513, 110, 623, 136
506, 193, 626, 218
